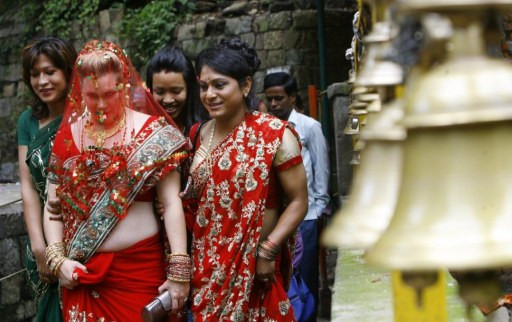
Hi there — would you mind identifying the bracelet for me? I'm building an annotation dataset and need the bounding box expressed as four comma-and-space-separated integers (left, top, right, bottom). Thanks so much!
50, 256, 67, 275
167, 253, 190, 259
167, 253, 192, 283
45, 242, 67, 276
257, 239, 280, 261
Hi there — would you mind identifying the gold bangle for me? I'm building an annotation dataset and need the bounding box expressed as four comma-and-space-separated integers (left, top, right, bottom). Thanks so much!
167, 276, 190, 283
52, 257, 67, 275
168, 253, 190, 258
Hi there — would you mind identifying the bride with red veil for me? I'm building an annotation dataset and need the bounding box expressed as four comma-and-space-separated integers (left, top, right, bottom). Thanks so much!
43, 40, 190, 321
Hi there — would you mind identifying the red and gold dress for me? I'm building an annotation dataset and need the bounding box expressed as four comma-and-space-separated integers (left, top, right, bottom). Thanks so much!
184, 111, 302, 321
49, 116, 187, 321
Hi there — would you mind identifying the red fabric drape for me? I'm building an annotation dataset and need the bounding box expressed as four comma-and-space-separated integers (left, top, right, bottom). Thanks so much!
62, 234, 167, 321
186, 112, 299, 321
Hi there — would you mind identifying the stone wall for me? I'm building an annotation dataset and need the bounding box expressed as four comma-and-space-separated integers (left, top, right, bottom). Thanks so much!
174, 8, 354, 108
0, 201, 34, 321
0, 5, 26, 184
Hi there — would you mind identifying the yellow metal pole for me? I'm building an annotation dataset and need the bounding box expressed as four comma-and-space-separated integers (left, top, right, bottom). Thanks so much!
392, 271, 448, 322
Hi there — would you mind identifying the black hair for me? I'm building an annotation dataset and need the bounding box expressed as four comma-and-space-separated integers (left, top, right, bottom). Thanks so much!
195, 38, 261, 110
22, 36, 77, 120
263, 72, 298, 96
146, 45, 207, 134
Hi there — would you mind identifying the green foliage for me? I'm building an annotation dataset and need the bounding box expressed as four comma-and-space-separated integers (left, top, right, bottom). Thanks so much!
15, 0, 195, 69
120, 0, 194, 68
19, 0, 101, 39
5, 0, 195, 71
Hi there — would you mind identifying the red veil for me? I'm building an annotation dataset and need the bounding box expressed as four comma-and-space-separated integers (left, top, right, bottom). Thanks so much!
48, 40, 187, 247
48, 40, 187, 321
62, 40, 174, 129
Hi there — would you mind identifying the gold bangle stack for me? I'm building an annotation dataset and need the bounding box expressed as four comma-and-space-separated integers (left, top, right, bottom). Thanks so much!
167, 253, 192, 283
257, 239, 280, 261
45, 242, 67, 276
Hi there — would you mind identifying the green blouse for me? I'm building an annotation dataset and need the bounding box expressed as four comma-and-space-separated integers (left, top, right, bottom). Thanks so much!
17, 107, 62, 202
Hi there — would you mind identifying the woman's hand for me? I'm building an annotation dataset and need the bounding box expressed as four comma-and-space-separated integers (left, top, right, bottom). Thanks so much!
158, 280, 190, 314
33, 248, 57, 284
46, 197, 64, 221
256, 257, 276, 290
153, 197, 165, 218
58, 259, 88, 290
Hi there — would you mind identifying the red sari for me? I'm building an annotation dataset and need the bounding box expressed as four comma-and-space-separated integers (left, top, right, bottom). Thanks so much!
49, 116, 187, 321
185, 112, 302, 321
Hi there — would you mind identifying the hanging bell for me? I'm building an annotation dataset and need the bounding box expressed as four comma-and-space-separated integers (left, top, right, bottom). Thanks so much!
367, 98, 382, 113
350, 148, 362, 166
351, 86, 375, 96
351, 107, 369, 126
365, 6, 512, 270
323, 100, 405, 248
357, 51, 404, 87
344, 114, 361, 135
348, 69, 357, 84
357, 93, 380, 104
357, 0, 404, 87
400, 0, 512, 11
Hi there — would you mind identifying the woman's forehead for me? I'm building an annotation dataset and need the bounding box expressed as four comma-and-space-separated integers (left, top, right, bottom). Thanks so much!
82, 73, 119, 90
199, 66, 233, 82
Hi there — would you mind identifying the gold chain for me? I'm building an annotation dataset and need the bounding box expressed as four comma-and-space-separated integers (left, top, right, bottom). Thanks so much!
205, 120, 216, 176
85, 111, 126, 147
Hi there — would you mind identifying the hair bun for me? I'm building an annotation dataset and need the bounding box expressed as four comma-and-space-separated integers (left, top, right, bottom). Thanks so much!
219, 38, 261, 74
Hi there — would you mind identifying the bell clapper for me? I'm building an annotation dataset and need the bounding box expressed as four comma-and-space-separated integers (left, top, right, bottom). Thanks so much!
401, 271, 439, 308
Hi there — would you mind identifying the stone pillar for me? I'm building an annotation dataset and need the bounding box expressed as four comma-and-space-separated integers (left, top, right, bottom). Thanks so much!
328, 82, 352, 205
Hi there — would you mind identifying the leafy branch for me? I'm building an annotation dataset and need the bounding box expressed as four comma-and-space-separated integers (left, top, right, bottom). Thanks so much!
120, 0, 194, 68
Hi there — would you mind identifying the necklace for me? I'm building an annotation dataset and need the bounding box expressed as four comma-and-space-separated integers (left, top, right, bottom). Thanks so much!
84, 111, 126, 147
205, 120, 216, 176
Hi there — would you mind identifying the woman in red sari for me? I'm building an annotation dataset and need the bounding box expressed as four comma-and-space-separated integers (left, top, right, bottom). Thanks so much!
43, 40, 191, 321
183, 38, 308, 321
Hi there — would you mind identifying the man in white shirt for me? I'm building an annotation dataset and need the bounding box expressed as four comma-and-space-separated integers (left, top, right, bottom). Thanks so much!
264, 72, 330, 320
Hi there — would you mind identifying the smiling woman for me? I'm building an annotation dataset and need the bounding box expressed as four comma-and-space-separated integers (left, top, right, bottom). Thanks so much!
29, 55, 68, 112
182, 38, 309, 321
17, 36, 77, 322
146, 45, 205, 135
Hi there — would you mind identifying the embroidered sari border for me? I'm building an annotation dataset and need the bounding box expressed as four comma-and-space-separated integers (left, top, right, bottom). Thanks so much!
68, 121, 186, 262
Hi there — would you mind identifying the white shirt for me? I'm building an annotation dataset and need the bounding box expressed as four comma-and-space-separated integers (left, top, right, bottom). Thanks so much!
288, 109, 330, 220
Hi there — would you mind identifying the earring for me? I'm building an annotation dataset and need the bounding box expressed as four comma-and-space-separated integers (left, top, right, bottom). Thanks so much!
81, 99, 89, 114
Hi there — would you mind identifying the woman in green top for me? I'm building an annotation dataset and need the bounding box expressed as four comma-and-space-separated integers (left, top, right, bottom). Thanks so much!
17, 36, 76, 322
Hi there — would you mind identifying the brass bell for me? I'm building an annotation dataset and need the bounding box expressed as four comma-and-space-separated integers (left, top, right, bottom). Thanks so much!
367, 99, 382, 113
351, 108, 368, 126
358, 93, 382, 113
350, 140, 363, 166
365, 5, 512, 270
323, 100, 405, 248
350, 151, 362, 165
344, 114, 360, 135
400, 0, 512, 11
357, 53, 404, 87
357, 0, 404, 87
351, 86, 375, 96
349, 101, 368, 110
357, 93, 380, 103
348, 69, 357, 84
